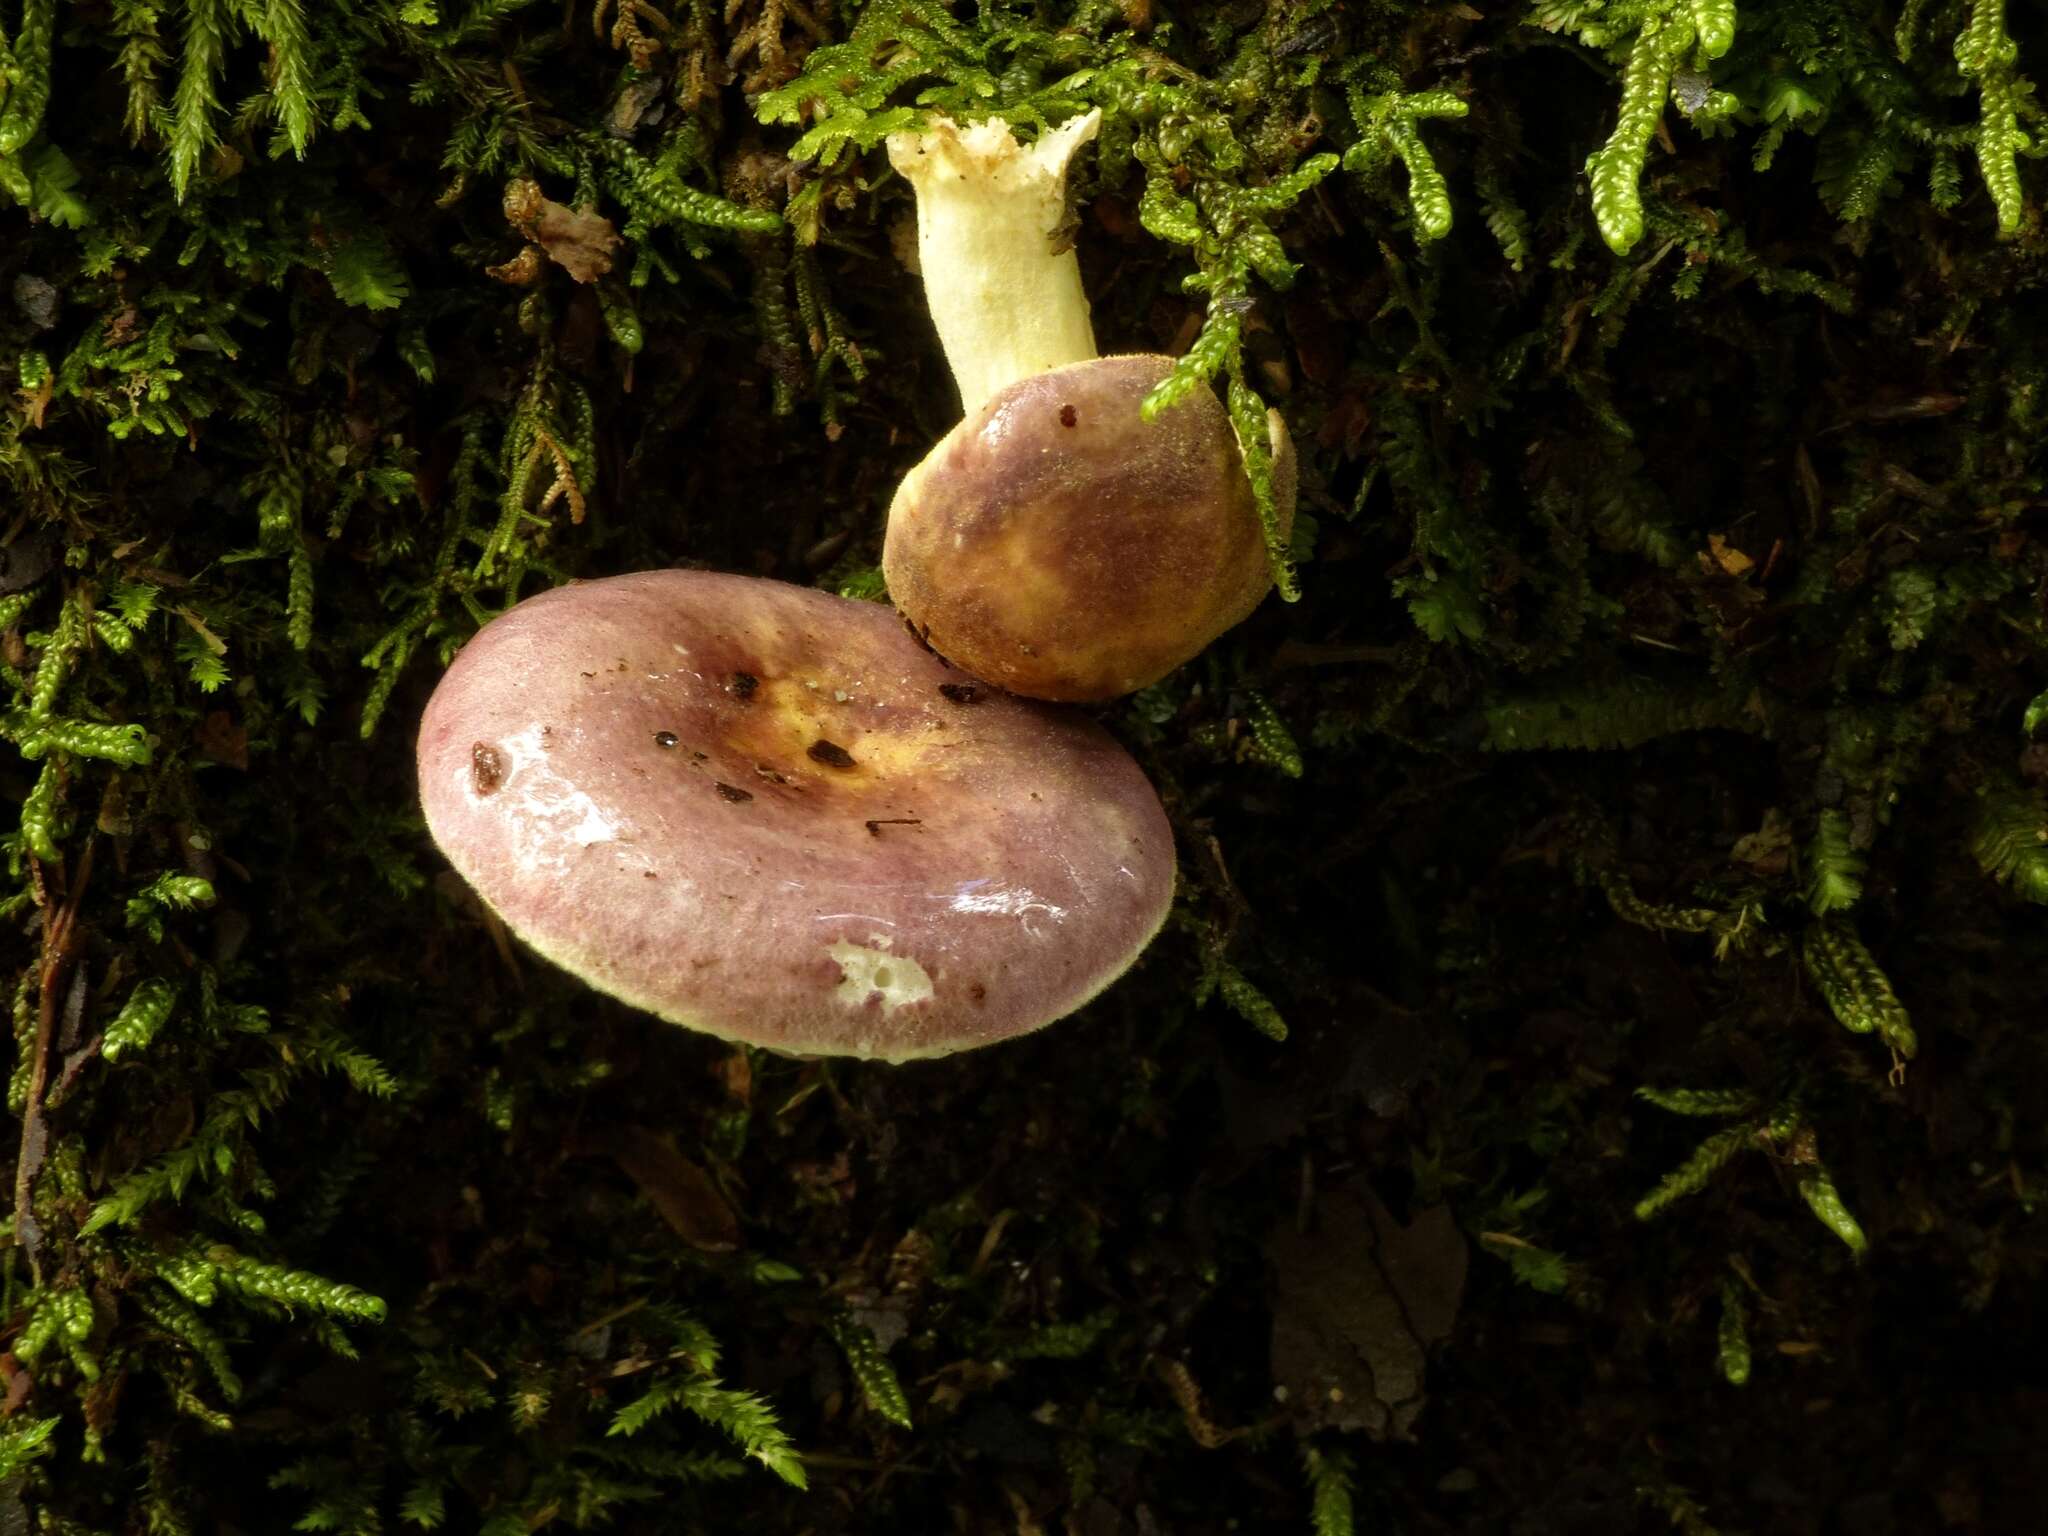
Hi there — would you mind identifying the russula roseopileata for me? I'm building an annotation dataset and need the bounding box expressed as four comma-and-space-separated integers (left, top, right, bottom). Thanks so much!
417, 571, 1176, 1061
883, 112, 1295, 703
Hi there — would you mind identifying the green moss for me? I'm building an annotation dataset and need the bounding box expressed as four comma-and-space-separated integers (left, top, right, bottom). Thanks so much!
0, 0, 2044, 1529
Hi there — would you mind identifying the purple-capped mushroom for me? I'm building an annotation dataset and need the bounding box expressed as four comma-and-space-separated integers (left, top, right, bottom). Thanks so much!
417, 571, 1176, 1061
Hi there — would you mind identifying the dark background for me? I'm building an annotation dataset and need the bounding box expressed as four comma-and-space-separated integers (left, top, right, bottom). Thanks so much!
1, 0, 2044, 1531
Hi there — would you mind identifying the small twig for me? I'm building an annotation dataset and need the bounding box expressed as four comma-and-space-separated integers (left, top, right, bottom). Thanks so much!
15, 837, 95, 1285
1154, 1357, 1247, 1448
461, 1347, 501, 1382
573, 1296, 650, 1338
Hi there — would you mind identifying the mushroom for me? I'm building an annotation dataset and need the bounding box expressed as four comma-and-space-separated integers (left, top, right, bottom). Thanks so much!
416, 571, 1176, 1062
884, 112, 1295, 703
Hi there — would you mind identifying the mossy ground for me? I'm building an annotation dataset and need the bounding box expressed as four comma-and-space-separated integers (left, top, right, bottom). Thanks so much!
2, 1, 2045, 1531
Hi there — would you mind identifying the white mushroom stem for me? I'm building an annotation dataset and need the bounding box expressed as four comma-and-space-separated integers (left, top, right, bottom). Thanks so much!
887, 111, 1102, 418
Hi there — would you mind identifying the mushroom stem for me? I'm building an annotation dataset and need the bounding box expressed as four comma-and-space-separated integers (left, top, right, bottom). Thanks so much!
887, 111, 1102, 418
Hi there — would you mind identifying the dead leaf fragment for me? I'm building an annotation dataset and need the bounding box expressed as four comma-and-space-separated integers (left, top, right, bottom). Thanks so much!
1703, 533, 1755, 577
18, 372, 51, 430
601, 1126, 739, 1251
607, 72, 669, 138
0, 1354, 32, 1415
1730, 807, 1793, 877
502, 178, 622, 283
535, 204, 621, 282
486, 245, 547, 287
1268, 1181, 1468, 1441
173, 606, 228, 656
1855, 393, 1965, 422
195, 710, 249, 770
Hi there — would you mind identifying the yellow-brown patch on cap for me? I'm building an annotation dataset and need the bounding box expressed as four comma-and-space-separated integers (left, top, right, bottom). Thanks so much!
885, 354, 1293, 703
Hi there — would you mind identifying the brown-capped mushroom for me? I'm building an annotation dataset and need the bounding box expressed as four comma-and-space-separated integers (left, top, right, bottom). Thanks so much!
883, 113, 1294, 703
417, 571, 1176, 1061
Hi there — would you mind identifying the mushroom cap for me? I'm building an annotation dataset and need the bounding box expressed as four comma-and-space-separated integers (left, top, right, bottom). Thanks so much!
884, 354, 1293, 703
416, 570, 1176, 1061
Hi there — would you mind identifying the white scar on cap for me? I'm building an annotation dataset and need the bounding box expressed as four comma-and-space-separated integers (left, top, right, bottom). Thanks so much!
827, 940, 935, 1013
478, 725, 621, 875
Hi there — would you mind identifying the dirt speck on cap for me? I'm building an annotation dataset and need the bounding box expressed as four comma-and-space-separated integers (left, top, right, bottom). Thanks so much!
472, 743, 504, 796
808, 739, 856, 769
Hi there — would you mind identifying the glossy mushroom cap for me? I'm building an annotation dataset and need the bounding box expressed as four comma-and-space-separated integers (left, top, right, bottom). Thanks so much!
417, 571, 1176, 1061
885, 354, 1295, 703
